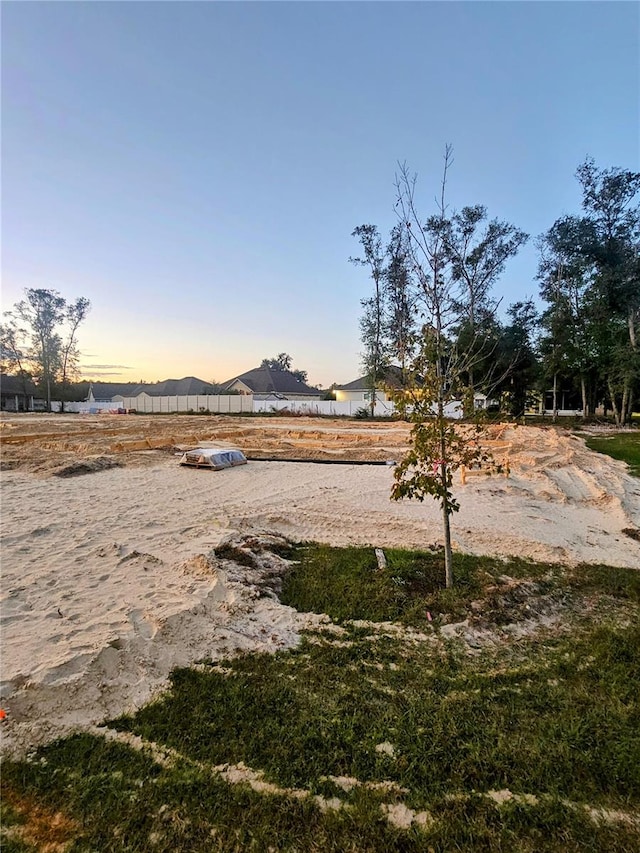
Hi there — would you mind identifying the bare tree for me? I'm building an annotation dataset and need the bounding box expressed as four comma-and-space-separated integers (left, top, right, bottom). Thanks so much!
391, 148, 486, 588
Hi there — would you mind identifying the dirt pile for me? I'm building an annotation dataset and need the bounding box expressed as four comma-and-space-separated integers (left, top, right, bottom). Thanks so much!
0, 534, 326, 757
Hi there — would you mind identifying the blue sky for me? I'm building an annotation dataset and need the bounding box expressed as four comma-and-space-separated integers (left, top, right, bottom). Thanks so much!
2, 1, 638, 388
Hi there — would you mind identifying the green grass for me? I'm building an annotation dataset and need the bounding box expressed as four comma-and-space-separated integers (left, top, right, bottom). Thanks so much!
280, 544, 561, 625
583, 431, 640, 477
3, 546, 640, 852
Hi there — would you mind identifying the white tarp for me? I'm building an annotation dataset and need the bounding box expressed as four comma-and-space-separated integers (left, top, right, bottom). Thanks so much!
179, 447, 248, 470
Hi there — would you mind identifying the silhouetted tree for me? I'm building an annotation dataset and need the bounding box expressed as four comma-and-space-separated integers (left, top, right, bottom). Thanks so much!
260, 353, 308, 383
2, 288, 91, 411
384, 224, 417, 415
443, 206, 528, 406
350, 224, 388, 416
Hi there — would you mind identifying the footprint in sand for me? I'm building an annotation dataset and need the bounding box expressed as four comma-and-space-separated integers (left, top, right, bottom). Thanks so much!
128, 608, 159, 640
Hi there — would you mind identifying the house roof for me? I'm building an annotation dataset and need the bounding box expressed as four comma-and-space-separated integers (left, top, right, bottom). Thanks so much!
0, 374, 39, 396
335, 365, 406, 391
147, 377, 219, 396
222, 366, 321, 396
89, 376, 218, 400
86, 382, 145, 400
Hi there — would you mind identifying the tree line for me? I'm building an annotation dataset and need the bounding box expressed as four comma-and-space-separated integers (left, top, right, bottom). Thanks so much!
351, 156, 640, 426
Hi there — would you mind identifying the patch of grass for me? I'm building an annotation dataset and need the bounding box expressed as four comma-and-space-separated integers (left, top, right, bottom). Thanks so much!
281, 544, 558, 625
3, 547, 640, 851
583, 432, 640, 477
108, 622, 640, 803
569, 562, 640, 602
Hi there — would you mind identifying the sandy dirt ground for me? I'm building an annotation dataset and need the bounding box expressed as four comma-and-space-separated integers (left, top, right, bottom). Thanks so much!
1, 413, 639, 755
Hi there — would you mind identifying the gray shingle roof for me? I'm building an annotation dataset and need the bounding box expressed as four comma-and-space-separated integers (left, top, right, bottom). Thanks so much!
335, 365, 405, 391
90, 376, 218, 400
0, 374, 39, 396
222, 366, 321, 396
87, 382, 145, 400
147, 377, 219, 396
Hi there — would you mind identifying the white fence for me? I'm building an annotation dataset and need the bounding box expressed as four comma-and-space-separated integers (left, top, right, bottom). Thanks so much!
252, 399, 396, 417
51, 401, 124, 414
116, 394, 255, 414
263, 399, 464, 418
115, 395, 396, 417
51, 395, 467, 418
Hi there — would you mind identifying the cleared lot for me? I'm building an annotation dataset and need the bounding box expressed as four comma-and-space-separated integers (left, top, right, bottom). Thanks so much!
1, 414, 639, 755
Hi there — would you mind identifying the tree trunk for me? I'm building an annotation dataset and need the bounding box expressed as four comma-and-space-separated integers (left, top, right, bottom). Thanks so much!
629, 307, 637, 352
438, 407, 453, 588
467, 297, 476, 409
627, 308, 638, 424
580, 375, 588, 417
552, 372, 558, 423
607, 379, 622, 426
372, 271, 382, 419
621, 383, 629, 427
443, 499, 453, 588
399, 348, 408, 420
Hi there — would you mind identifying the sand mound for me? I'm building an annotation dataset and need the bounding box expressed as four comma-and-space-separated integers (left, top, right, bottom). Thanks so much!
0, 534, 327, 756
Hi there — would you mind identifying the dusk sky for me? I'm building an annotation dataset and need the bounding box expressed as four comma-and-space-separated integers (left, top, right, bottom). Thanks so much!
2, 1, 638, 388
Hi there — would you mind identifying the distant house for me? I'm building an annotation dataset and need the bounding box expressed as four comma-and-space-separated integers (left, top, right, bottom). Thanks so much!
335, 368, 497, 412
0, 374, 40, 412
86, 382, 145, 402
88, 376, 219, 402
473, 393, 497, 411
222, 366, 322, 400
334, 366, 406, 404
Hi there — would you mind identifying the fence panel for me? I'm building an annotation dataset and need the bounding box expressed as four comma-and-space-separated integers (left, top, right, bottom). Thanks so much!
71, 393, 492, 418
373, 401, 395, 417
252, 399, 362, 417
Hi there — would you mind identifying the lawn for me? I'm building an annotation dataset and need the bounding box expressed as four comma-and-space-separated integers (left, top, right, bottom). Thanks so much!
2, 545, 640, 852
582, 431, 640, 478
